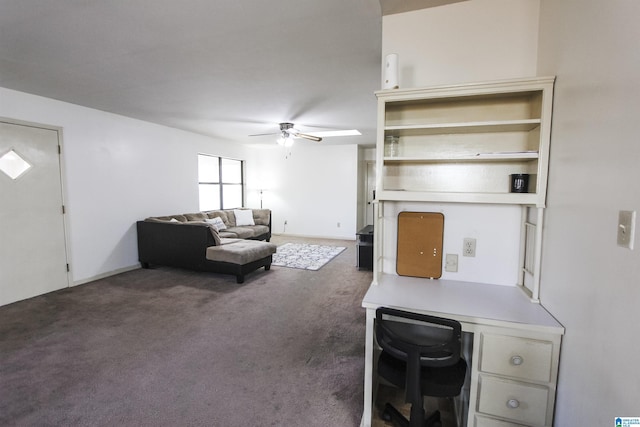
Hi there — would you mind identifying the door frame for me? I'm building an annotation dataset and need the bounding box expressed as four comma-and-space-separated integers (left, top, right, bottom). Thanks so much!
1, 116, 72, 288
365, 160, 376, 226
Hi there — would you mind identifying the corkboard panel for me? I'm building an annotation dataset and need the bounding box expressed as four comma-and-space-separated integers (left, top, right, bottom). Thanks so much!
396, 212, 444, 279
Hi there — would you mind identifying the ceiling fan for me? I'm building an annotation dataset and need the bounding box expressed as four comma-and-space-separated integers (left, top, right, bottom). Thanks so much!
250, 122, 360, 147
277, 122, 322, 145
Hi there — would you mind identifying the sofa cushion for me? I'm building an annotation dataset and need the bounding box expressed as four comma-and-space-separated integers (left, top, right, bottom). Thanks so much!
144, 217, 166, 223
226, 210, 236, 227
248, 225, 270, 236
224, 226, 256, 239
219, 230, 239, 239
219, 238, 242, 245
185, 212, 207, 221
252, 209, 271, 226
206, 240, 277, 265
146, 215, 188, 222
208, 225, 221, 246
234, 209, 255, 226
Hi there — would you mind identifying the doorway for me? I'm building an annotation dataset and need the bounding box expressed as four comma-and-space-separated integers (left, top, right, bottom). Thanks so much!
0, 119, 69, 306
365, 161, 376, 226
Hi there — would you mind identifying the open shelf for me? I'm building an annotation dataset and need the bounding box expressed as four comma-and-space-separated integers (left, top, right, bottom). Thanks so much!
384, 150, 539, 163
384, 119, 541, 136
376, 189, 539, 205
375, 77, 554, 207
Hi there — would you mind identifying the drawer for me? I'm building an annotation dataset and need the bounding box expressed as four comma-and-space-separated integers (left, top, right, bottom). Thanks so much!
474, 414, 528, 427
477, 375, 549, 426
480, 333, 554, 382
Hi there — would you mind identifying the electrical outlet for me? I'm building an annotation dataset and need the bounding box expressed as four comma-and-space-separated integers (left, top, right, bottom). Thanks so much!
445, 254, 458, 272
463, 238, 476, 257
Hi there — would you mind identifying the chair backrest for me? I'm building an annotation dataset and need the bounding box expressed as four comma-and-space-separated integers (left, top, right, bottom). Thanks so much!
376, 307, 462, 368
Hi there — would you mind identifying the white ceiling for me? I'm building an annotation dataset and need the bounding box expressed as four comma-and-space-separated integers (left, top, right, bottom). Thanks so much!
380, 0, 466, 15
0, 1, 458, 147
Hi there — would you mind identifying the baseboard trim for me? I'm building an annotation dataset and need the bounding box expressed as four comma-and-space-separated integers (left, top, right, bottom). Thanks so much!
272, 233, 356, 241
72, 264, 141, 287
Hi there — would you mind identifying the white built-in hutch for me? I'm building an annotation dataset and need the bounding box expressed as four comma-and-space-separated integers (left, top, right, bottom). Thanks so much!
361, 77, 565, 427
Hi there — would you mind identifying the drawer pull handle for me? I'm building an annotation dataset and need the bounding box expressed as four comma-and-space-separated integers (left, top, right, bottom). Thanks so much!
507, 399, 520, 409
511, 355, 524, 366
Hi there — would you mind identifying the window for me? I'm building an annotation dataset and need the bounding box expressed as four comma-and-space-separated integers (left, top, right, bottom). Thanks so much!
198, 154, 244, 211
0, 149, 33, 180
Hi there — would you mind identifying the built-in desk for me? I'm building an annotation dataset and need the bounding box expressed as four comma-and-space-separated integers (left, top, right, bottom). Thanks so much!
361, 275, 564, 427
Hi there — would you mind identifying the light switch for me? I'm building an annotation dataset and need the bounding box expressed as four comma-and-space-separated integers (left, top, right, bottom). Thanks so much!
617, 210, 636, 249
445, 254, 458, 272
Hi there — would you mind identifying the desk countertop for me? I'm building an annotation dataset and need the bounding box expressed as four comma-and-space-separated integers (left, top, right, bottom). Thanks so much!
362, 274, 564, 334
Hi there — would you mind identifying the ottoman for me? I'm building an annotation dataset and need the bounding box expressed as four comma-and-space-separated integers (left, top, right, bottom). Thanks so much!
206, 239, 277, 283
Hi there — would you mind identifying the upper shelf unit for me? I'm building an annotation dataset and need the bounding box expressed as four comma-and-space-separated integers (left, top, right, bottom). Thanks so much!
375, 77, 555, 207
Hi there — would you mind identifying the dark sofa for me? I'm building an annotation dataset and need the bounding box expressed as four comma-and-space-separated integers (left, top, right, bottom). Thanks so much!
137, 208, 274, 283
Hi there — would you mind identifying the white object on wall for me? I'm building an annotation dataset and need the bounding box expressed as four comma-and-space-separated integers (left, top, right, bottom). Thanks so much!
383, 53, 399, 89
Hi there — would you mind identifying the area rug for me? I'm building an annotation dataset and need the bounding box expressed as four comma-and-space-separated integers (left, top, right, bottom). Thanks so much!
272, 243, 346, 271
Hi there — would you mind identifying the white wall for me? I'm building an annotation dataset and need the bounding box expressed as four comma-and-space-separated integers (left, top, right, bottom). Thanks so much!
244, 143, 358, 240
537, 0, 640, 423
381, 202, 522, 285
0, 87, 246, 285
382, 0, 540, 88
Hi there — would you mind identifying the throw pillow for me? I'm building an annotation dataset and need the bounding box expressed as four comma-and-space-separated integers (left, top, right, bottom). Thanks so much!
252, 209, 271, 225
208, 225, 221, 246
234, 209, 255, 226
206, 217, 227, 230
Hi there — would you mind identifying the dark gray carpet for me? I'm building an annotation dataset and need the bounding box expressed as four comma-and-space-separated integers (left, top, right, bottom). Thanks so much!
0, 236, 372, 427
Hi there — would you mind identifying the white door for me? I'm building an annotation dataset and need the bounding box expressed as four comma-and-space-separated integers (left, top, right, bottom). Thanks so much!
0, 119, 69, 306
365, 161, 376, 226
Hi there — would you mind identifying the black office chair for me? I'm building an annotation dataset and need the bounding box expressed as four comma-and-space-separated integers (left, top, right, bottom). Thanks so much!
375, 307, 467, 427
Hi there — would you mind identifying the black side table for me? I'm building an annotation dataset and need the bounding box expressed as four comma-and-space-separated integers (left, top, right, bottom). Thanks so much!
356, 225, 374, 271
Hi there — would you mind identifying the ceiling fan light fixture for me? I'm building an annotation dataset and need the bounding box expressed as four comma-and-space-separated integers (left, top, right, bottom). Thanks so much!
258, 122, 357, 145
277, 132, 294, 147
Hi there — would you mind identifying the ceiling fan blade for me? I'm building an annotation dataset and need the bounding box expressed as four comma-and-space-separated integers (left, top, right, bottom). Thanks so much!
288, 130, 322, 142
248, 131, 279, 137
305, 129, 361, 137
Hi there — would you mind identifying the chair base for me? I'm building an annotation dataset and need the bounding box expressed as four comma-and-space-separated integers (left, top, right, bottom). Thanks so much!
380, 402, 442, 427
